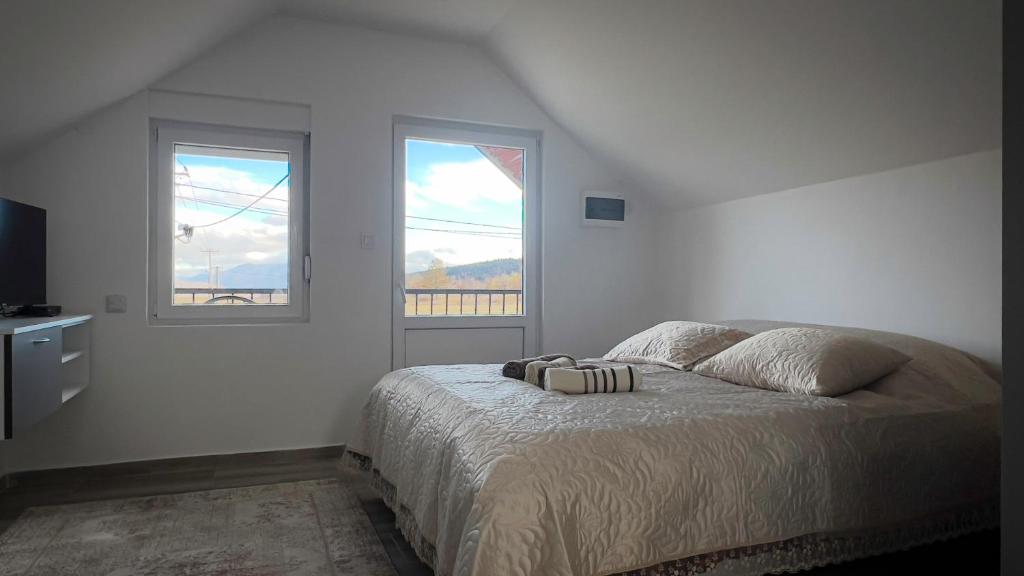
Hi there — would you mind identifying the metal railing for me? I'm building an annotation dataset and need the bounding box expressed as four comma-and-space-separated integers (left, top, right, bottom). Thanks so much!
174, 288, 287, 305
406, 288, 522, 316
174, 287, 518, 313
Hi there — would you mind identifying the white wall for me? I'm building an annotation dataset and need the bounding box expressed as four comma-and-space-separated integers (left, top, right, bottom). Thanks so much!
660, 150, 1002, 366
0, 17, 661, 472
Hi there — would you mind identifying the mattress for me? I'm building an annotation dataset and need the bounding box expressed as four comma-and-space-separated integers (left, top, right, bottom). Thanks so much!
346, 320, 1001, 576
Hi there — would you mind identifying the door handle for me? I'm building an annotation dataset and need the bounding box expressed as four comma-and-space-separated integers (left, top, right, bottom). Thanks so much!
31, 338, 51, 344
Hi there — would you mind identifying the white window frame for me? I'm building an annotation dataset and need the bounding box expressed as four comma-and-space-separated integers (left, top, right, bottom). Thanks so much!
392, 116, 543, 368
148, 119, 310, 325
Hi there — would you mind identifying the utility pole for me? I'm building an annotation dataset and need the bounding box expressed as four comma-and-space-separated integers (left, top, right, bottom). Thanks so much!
200, 249, 219, 288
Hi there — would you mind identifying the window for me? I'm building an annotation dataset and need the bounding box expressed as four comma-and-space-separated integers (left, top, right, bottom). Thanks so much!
392, 118, 540, 367
149, 120, 308, 323
402, 137, 525, 317
392, 117, 541, 368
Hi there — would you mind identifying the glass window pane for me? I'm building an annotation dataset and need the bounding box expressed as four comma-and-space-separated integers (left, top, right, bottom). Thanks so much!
172, 144, 291, 306
404, 138, 524, 316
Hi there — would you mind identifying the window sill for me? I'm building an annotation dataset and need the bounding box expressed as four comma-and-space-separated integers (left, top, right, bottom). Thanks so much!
148, 315, 310, 327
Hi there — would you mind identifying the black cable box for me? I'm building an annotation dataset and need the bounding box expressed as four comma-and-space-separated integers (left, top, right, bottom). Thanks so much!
19, 304, 62, 317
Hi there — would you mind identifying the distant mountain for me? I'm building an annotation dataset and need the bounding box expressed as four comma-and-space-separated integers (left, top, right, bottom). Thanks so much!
181, 261, 288, 289
406, 258, 521, 282
180, 257, 521, 289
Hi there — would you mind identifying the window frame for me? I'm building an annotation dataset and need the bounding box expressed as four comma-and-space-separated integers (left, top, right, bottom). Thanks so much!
391, 116, 543, 367
148, 119, 310, 325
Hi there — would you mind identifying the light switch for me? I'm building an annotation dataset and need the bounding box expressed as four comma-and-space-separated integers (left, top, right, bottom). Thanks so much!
106, 294, 127, 313
360, 234, 375, 249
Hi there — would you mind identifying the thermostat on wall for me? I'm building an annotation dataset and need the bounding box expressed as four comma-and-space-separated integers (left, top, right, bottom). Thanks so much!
581, 191, 625, 227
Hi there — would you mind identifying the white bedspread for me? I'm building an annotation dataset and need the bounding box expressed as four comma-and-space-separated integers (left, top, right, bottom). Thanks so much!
350, 321, 1000, 576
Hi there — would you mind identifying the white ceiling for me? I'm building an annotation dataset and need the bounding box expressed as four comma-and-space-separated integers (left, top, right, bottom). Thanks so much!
488, 0, 1002, 208
280, 0, 520, 41
0, 0, 514, 159
0, 0, 278, 158
0, 0, 1002, 208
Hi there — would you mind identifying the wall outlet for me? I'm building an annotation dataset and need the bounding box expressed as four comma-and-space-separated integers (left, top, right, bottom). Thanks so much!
360, 234, 375, 249
106, 294, 127, 313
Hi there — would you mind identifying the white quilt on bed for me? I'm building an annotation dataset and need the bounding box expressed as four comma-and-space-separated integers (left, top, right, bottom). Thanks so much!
350, 321, 1001, 576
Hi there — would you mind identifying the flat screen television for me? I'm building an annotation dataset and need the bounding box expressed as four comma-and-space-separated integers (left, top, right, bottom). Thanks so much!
0, 197, 46, 307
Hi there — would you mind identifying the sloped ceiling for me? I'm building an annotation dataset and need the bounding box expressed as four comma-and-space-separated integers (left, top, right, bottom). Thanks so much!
0, 0, 278, 158
0, 0, 1002, 208
0, 0, 511, 159
280, 0, 521, 42
488, 0, 1002, 208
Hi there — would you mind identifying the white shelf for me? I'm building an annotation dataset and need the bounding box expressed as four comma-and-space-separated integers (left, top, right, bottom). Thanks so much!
0, 314, 93, 335
61, 383, 87, 404
61, 350, 84, 364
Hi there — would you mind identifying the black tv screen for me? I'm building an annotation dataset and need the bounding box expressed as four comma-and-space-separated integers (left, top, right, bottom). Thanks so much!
0, 197, 46, 307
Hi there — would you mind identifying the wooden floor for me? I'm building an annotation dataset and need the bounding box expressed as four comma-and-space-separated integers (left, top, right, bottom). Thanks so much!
0, 448, 998, 575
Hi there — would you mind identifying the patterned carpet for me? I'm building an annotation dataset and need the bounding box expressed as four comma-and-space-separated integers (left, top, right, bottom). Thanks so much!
0, 478, 396, 576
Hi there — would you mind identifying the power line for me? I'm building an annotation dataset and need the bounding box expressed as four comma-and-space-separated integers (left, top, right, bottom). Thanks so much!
175, 195, 288, 217
185, 172, 289, 230
175, 163, 210, 249
174, 175, 289, 203
406, 226, 520, 236
406, 215, 520, 230
405, 226, 522, 239
175, 167, 201, 211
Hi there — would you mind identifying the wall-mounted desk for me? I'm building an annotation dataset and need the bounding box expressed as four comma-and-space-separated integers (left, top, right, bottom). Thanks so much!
1, 314, 92, 439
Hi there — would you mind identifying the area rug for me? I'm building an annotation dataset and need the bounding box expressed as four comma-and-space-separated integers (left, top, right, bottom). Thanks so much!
0, 478, 396, 576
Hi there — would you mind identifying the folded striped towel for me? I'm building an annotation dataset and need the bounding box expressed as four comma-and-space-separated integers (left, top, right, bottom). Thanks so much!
544, 365, 642, 394
502, 354, 576, 380
524, 357, 577, 386
535, 363, 602, 387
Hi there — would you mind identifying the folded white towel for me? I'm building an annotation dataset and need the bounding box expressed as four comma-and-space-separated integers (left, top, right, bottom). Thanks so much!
525, 357, 577, 386
544, 365, 642, 394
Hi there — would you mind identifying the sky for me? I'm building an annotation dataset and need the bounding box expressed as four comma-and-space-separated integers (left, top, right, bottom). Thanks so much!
404, 139, 523, 273
171, 138, 524, 288
173, 149, 290, 288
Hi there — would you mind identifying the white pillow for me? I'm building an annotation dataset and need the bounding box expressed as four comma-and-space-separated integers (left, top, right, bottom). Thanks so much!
692, 327, 912, 396
603, 321, 751, 370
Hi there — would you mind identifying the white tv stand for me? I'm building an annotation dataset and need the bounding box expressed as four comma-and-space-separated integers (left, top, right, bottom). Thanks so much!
0, 314, 91, 439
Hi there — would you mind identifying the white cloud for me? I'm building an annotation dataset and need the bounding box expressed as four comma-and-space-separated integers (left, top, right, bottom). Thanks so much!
405, 250, 438, 273
406, 158, 521, 212
177, 164, 289, 204
402, 158, 523, 270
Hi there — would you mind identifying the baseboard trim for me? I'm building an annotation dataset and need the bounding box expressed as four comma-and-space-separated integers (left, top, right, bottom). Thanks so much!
0, 445, 346, 491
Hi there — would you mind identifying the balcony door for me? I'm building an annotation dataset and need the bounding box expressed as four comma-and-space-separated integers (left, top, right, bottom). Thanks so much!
392, 117, 540, 368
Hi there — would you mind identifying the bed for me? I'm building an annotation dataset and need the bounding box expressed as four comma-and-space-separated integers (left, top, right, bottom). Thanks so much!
344, 320, 1001, 576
